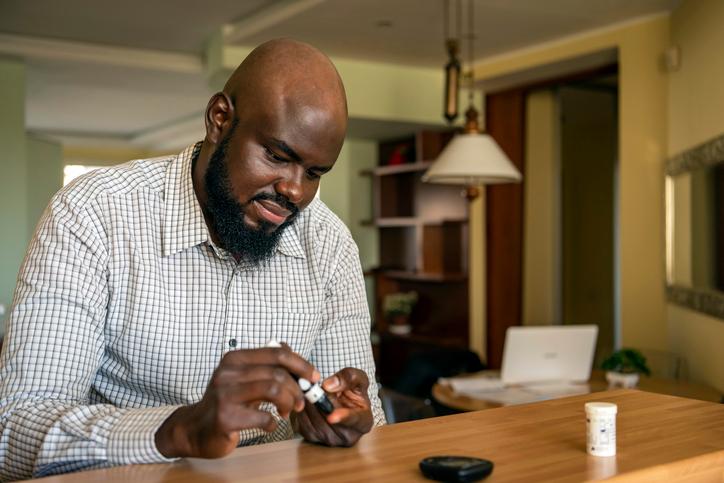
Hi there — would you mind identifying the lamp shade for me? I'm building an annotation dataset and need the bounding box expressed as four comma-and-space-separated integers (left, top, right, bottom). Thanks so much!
422, 132, 522, 185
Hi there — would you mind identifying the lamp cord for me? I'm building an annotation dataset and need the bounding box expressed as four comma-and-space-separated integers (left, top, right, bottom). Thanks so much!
444, 0, 462, 43
467, 0, 475, 105
458, 0, 462, 44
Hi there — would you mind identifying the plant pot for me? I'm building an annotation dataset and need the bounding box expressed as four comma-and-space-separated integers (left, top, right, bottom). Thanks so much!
605, 371, 639, 389
388, 324, 412, 335
388, 314, 412, 335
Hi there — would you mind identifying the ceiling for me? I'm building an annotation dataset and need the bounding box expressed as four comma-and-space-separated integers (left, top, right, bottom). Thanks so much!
0, 0, 271, 54
0, 0, 678, 146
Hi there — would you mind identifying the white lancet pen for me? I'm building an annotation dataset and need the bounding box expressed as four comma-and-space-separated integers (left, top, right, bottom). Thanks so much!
265, 340, 335, 415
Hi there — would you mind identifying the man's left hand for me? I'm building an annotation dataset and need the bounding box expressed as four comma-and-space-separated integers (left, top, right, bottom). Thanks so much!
293, 367, 374, 447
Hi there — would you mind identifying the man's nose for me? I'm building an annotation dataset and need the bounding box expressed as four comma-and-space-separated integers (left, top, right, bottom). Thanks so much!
274, 165, 305, 205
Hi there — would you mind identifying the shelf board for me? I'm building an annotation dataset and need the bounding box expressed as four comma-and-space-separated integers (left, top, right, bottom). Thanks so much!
372, 217, 420, 227
378, 331, 467, 348
381, 270, 468, 282
372, 161, 433, 176
421, 217, 468, 226
362, 217, 468, 228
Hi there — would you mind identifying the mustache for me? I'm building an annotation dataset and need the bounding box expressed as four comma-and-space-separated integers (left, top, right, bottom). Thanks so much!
250, 192, 300, 217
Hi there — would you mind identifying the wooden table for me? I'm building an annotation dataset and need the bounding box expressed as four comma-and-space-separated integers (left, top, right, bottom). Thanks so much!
433, 370, 723, 412
32, 390, 724, 482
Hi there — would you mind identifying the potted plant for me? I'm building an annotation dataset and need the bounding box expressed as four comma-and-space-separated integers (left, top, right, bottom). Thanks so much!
601, 348, 651, 388
383, 291, 418, 335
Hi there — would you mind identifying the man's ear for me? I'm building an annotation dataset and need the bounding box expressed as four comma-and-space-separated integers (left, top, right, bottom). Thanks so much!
205, 92, 236, 145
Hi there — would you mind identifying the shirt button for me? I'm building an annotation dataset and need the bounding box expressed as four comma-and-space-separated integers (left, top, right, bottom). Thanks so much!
229, 338, 238, 349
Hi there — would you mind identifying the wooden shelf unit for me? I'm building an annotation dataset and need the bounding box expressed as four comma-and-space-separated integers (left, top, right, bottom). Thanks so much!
369, 161, 433, 176
366, 129, 470, 385
381, 270, 468, 283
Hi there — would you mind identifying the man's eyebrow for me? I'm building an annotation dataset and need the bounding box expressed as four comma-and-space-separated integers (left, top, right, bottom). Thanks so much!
311, 165, 333, 174
271, 138, 302, 163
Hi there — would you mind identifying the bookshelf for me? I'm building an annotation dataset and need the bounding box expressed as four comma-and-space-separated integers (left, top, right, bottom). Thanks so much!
365, 130, 470, 384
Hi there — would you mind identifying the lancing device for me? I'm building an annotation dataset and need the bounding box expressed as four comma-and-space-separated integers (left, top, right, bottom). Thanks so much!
266, 341, 335, 415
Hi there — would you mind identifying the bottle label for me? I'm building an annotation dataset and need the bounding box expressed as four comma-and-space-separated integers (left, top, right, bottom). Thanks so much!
587, 416, 616, 456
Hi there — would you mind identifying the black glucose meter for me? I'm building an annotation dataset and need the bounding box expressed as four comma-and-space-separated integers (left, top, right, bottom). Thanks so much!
419, 455, 494, 482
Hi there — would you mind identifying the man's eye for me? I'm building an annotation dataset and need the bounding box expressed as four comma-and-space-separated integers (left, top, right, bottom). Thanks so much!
306, 170, 321, 180
264, 147, 286, 163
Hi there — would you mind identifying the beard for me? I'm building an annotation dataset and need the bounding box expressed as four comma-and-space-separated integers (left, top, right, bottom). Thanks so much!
203, 125, 299, 265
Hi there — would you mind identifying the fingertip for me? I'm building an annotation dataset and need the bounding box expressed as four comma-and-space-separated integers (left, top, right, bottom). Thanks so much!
326, 408, 350, 425
323, 376, 340, 391
312, 370, 321, 383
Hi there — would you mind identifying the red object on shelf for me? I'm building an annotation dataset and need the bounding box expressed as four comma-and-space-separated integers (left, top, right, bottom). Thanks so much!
387, 144, 409, 165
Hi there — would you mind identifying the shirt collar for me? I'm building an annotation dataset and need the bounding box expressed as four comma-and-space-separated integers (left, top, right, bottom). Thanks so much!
162, 142, 209, 257
162, 142, 306, 260
276, 221, 306, 260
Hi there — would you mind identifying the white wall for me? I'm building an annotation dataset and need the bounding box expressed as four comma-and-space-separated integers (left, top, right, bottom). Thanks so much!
667, 0, 724, 392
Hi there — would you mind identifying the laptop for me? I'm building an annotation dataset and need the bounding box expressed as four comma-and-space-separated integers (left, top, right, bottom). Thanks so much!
441, 325, 598, 405
501, 325, 598, 385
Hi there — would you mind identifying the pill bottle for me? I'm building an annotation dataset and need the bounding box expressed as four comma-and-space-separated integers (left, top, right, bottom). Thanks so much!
585, 402, 617, 457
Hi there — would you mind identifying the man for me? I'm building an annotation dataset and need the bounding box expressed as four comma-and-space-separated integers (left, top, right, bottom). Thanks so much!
0, 39, 385, 480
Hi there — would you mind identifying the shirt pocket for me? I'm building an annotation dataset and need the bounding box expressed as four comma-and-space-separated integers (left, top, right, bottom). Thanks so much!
246, 311, 322, 360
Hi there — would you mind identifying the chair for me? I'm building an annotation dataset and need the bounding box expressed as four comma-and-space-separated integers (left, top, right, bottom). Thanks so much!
378, 386, 436, 424
392, 348, 484, 399
376, 346, 484, 423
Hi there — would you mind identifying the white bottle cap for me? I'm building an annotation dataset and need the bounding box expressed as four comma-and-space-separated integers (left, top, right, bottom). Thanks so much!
585, 402, 617, 416
298, 378, 312, 391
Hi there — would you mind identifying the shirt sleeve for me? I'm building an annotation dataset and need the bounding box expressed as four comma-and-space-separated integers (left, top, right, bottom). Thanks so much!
0, 193, 179, 481
310, 231, 386, 427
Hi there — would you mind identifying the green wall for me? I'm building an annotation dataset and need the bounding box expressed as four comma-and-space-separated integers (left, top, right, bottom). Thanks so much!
0, 58, 63, 334
320, 143, 353, 226
346, 139, 378, 271
27, 135, 64, 239
320, 137, 378, 269
320, 138, 379, 318
0, 57, 29, 329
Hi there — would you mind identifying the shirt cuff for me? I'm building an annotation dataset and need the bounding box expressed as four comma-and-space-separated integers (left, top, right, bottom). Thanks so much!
107, 405, 182, 465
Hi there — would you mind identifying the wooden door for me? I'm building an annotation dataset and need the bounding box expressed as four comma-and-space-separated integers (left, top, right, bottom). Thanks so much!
484, 89, 526, 368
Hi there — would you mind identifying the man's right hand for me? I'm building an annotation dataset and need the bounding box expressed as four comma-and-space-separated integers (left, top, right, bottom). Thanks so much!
154, 345, 319, 458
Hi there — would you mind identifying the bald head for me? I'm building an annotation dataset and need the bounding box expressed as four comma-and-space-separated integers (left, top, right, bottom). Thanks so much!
223, 39, 347, 134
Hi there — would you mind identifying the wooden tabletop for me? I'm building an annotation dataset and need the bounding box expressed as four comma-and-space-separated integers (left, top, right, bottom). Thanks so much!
433, 370, 723, 412
31, 390, 724, 482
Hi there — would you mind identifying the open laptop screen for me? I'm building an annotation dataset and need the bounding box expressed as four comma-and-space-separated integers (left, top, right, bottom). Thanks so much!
501, 325, 598, 385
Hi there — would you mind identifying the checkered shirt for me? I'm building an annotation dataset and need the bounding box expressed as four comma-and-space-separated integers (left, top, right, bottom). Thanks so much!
0, 142, 384, 480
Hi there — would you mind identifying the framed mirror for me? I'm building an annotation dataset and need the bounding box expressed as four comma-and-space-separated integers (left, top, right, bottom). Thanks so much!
666, 133, 724, 319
